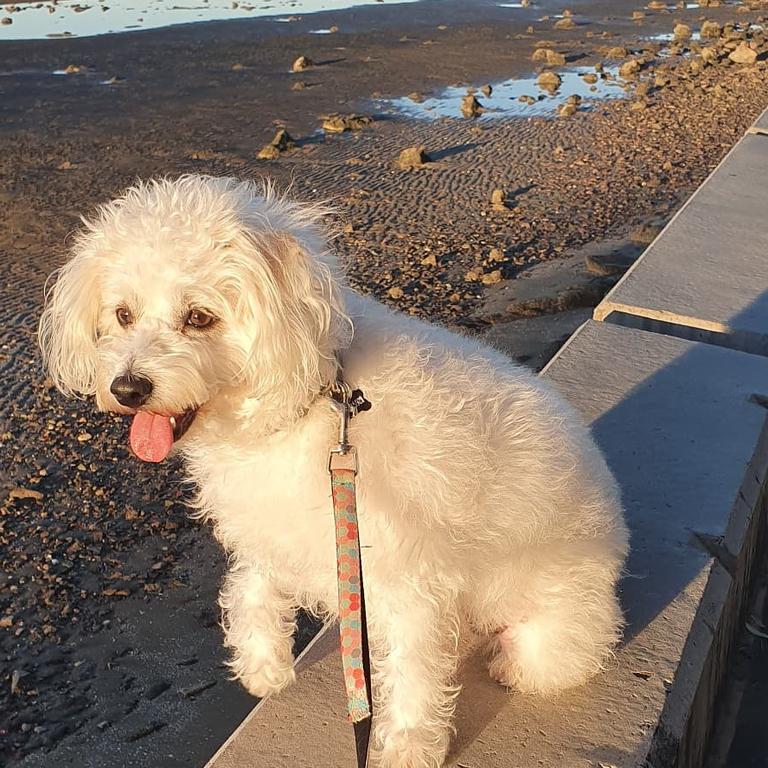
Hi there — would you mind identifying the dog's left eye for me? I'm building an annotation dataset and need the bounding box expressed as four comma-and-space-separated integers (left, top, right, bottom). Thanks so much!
185, 309, 216, 329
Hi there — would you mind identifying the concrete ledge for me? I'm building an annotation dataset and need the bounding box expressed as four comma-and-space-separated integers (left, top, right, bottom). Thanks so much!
206, 321, 768, 768
594, 131, 768, 355
749, 105, 768, 134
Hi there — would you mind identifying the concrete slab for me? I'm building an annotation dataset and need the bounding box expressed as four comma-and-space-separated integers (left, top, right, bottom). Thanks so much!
750, 105, 768, 134
594, 134, 768, 356
206, 321, 768, 768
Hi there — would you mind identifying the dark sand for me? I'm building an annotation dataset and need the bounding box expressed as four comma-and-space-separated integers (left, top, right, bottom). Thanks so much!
2, 1, 768, 766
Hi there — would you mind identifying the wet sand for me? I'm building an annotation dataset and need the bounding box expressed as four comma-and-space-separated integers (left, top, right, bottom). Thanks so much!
2, 0, 768, 765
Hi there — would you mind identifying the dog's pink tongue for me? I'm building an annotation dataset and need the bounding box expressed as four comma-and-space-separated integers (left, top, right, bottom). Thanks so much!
129, 412, 174, 463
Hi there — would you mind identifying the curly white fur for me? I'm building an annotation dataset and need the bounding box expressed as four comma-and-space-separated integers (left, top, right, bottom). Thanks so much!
39, 175, 629, 768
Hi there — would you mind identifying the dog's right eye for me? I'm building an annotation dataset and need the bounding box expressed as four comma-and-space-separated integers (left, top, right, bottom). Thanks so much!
116, 307, 134, 327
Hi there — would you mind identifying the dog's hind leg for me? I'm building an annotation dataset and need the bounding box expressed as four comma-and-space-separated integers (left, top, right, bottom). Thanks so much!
219, 564, 298, 698
470, 539, 625, 695
368, 585, 461, 768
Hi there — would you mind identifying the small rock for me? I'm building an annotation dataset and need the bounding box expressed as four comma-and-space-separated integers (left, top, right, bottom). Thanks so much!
1, 16, 12, 23
581, 72, 598, 84
322, 113, 373, 132
257, 128, 295, 159
8, 487, 44, 502
619, 58, 642, 78
397, 146, 431, 169
291, 55, 312, 72
387, 287, 404, 299
481, 270, 503, 285
532, 48, 567, 65
537, 70, 562, 92
603, 45, 628, 58
728, 42, 758, 64
701, 46, 719, 65
460, 93, 483, 118
489, 248, 505, 263
480, 84, 493, 96
558, 102, 578, 116
673, 23, 692, 42
700, 19, 721, 38
407, 91, 424, 102
491, 189, 509, 211
554, 17, 576, 29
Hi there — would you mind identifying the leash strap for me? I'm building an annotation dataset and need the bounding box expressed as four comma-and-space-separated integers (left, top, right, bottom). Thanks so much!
329, 385, 373, 767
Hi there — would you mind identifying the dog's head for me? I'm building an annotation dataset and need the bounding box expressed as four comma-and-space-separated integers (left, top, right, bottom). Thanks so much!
39, 175, 350, 461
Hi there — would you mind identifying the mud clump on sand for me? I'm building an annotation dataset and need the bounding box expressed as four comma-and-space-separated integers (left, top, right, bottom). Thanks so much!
257, 128, 295, 159
460, 93, 483, 118
322, 113, 373, 132
491, 189, 509, 211
532, 47, 567, 66
291, 55, 312, 72
397, 146, 432, 169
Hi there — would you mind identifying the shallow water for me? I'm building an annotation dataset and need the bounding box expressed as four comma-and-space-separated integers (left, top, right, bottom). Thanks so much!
376, 66, 626, 120
646, 30, 702, 42
0, 0, 426, 40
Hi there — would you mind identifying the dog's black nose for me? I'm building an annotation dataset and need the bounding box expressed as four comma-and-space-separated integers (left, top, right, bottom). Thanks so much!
110, 374, 153, 408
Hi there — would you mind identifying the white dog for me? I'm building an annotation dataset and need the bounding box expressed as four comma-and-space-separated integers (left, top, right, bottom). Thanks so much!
39, 175, 628, 768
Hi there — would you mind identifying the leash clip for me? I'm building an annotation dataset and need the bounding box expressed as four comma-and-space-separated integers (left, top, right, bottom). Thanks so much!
328, 384, 358, 473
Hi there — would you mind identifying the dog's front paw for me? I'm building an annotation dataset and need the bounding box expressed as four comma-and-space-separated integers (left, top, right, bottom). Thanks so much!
230, 651, 296, 698
375, 727, 449, 768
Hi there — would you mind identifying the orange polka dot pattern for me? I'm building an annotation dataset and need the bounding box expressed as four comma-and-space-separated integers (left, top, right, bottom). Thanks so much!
331, 467, 371, 723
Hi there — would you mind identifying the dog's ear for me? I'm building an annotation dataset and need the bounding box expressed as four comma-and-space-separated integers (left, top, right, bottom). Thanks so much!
38, 234, 101, 397
223, 192, 350, 409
